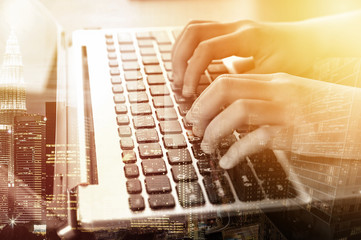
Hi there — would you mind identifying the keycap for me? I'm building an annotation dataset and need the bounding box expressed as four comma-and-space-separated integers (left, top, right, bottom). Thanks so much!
136, 32, 152, 39
133, 115, 155, 129
142, 158, 167, 176
156, 108, 178, 121
145, 175, 171, 194
153, 96, 173, 108
109, 60, 118, 67
167, 149, 192, 165
147, 75, 166, 85
178, 103, 192, 116
158, 44, 172, 53
108, 52, 117, 60
182, 118, 192, 130
106, 38, 114, 45
167, 72, 174, 81
118, 126, 132, 137
186, 130, 201, 143
111, 76, 122, 84
116, 115, 130, 125
203, 174, 235, 204
177, 182, 205, 207
144, 65, 163, 75
110, 68, 120, 76
148, 194, 175, 209
171, 164, 198, 182
197, 157, 224, 176
161, 53, 171, 61
126, 81, 145, 92
123, 61, 140, 71
124, 71, 143, 81
164, 62, 172, 71
138, 39, 153, 47
130, 103, 152, 115
151, 31, 171, 44
117, 33, 132, 44
142, 56, 159, 65
105, 33, 113, 39
138, 143, 163, 158
124, 164, 139, 178
119, 44, 135, 52
135, 129, 159, 143
163, 134, 187, 149
112, 85, 123, 93
120, 137, 134, 150
115, 104, 127, 114
129, 195, 145, 211
140, 47, 156, 56
121, 53, 138, 61
170, 83, 182, 92
191, 144, 209, 159
150, 85, 170, 96
219, 135, 237, 149
159, 120, 182, 134
107, 45, 116, 52
128, 92, 149, 103
113, 94, 126, 103
126, 179, 142, 194
207, 63, 228, 74
174, 93, 194, 104
122, 150, 137, 163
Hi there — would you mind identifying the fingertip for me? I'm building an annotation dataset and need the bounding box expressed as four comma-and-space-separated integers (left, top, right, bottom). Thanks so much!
219, 156, 233, 169
182, 86, 196, 97
201, 141, 213, 154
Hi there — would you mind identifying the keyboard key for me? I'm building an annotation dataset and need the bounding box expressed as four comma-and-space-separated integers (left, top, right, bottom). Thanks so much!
126, 179, 142, 194
174, 93, 194, 104
108, 52, 117, 60
118, 126, 132, 137
159, 120, 182, 134
140, 47, 156, 56
147, 75, 166, 85
130, 103, 152, 115
133, 115, 155, 129
203, 174, 235, 204
110, 68, 120, 76
124, 164, 139, 178
120, 137, 134, 150
124, 71, 143, 81
161, 53, 171, 61
136, 32, 152, 39
128, 92, 149, 103
219, 135, 237, 149
167, 71, 174, 81
142, 158, 167, 176
126, 81, 146, 92
113, 94, 126, 103
116, 115, 130, 125
119, 44, 135, 52
129, 195, 145, 211
145, 175, 171, 194
117, 33, 132, 44
112, 85, 123, 93
186, 130, 201, 143
177, 182, 205, 207
156, 108, 178, 121
107, 45, 116, 52
167, 149, 192, 165
123, 61, 140, 71
105, 33, 113, 39
106, 38, 114, 45
109, 60, 118, 67
135, 129, 159, 143
138, 143, 163, 158
142, 56, 159, 65
158, 44, 172, 53
191, 144, 209, 159
115, 104, 127, 114
178, 103, 192, 116
150, 85, 170, 96
182, 118, 193, 130
164, 62, 172, 71
148, 194, 175, 209
144, 65, 163, 75
138, 39, 153, 47
111, 76, 122, 84
121, 53, 138, 61
171, 164, 198, 182
207, 63, 228, 74
163, 134, 187, 148
153, 96, 173, 108
151, 31, 171, 44
170, 83, 182, 92
122, 150, 137, 163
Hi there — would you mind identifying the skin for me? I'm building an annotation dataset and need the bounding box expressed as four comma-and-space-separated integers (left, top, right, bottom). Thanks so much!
172, 11, 361, 169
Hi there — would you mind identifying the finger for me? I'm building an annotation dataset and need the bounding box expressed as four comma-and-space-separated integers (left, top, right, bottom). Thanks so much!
231, 57, 255, 73
218, 126, 282, 169
200, 99, 286, 153
182, 25, 262, 96
186, 74, 275, 124
172, 21, 241, 88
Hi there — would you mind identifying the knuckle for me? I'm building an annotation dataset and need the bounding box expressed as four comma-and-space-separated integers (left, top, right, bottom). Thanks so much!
184, 24, 201, 40
234, 99, 250, 123
213, 75, 231, 95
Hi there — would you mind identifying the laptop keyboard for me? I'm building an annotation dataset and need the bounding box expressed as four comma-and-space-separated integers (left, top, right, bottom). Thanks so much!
104, 30, 292, 212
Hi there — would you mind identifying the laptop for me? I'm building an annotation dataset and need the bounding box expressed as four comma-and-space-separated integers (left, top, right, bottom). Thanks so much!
17, 0, 311, 238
